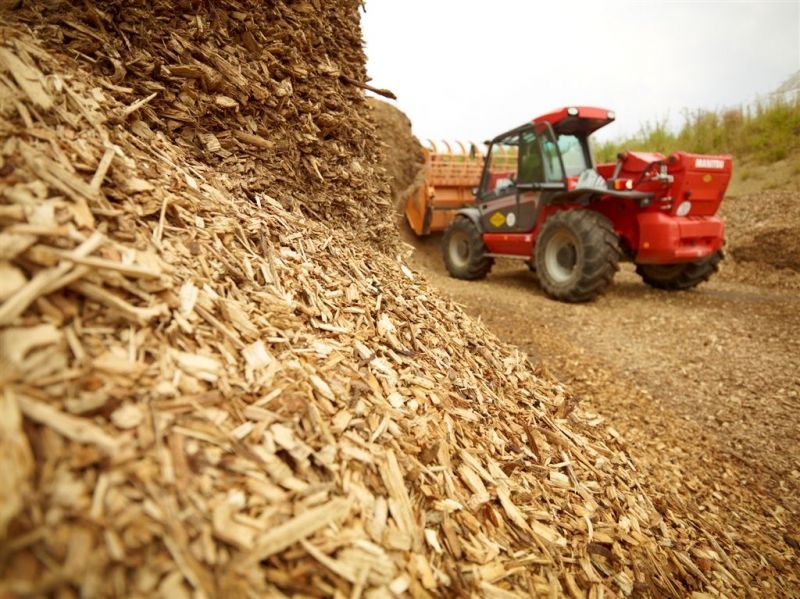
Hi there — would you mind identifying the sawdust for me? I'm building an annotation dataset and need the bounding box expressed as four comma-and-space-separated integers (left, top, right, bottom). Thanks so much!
0, 3, 752, 599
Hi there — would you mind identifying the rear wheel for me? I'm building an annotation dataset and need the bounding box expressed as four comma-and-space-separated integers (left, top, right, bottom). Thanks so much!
636, 251, 722, 290
442, 216, 494, 280
535, 210, 620, 302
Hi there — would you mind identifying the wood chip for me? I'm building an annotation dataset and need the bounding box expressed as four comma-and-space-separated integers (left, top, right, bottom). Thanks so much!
16, 393, 121, 455
0, 389, 34, 537
244, 497, 351, 564
0, 46, 53, 109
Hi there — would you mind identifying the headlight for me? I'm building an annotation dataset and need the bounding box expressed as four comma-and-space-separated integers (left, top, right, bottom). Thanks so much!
676, 201, 692, 216
607, 110, 616, 120
567, 107, 579, 116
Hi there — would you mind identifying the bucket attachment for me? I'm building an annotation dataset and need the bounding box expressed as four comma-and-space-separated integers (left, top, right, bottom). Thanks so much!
404, 140, 485, 236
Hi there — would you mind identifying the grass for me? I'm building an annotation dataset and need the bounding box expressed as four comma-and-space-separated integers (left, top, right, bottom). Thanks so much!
594, 97, 800, 165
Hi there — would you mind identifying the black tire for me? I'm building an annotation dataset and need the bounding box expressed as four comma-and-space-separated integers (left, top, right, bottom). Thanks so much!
534, 210, 620, 302
636, 251, 722, 290
442, 216, 494, 280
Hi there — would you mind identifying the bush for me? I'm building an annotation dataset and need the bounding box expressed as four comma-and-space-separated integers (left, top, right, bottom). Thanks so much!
594, 97, 800, 164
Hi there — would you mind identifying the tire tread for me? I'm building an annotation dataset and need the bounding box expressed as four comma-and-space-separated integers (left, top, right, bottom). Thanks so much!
535, 210, 620, 302
636, 251, 722, 290
442, 216, 494, 280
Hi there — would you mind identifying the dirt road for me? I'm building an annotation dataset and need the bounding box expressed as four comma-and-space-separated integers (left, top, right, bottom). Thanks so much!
406, 230, 800, 592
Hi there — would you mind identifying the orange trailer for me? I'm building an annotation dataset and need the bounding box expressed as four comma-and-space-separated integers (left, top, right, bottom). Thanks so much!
404, 141, 488, 236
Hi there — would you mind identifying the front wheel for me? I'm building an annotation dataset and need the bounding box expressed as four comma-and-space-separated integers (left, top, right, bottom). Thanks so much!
442, 216, 494, 280
535, 210, 620, 302
636, 251, 722, 290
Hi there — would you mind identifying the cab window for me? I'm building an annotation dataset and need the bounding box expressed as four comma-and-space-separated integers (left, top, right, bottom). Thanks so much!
480, 134, 518, 196
555, 134, 589, 177
540, 135, 566, 182
518, 129, 544, 184
520, 128, 574, 184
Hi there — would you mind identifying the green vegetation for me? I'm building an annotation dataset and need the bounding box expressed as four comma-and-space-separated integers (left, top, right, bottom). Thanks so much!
594, 97, 800, 164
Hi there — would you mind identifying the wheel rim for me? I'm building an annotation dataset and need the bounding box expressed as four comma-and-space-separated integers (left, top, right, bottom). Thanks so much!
544, 229, 579, 283
448, 229, 471, 269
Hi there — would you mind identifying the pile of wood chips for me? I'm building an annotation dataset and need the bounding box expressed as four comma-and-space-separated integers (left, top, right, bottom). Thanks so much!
0, 2, 740, 597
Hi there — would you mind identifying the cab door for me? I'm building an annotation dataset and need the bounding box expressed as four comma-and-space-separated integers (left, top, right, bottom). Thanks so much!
477, 133, 520, 232
515, 125, 566, 230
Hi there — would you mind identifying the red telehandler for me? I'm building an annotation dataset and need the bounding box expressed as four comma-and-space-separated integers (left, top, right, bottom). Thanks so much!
408, 106, 732, 302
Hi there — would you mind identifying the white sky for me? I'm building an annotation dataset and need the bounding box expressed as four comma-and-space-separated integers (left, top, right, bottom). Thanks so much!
362, 0, 800, 144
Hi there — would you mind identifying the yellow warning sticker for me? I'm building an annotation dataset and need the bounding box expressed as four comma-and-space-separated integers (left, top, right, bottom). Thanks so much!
489, 211, 506, 227
702, 174, 712, 183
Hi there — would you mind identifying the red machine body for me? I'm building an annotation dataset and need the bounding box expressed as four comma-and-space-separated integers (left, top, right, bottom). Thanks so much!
476, 107, 731, 265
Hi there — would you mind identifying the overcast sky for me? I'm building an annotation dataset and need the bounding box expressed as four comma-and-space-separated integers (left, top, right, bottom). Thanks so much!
362, 1, 800, 144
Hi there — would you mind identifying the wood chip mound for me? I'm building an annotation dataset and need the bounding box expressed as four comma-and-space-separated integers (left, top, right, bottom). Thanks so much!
723, 191, 800, 272
367, 98, 424, 206
0, 2, 741, 597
